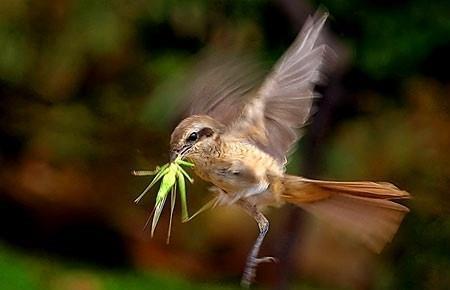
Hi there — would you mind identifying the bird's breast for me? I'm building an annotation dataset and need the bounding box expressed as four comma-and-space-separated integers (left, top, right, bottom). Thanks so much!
188, 140, 283, 196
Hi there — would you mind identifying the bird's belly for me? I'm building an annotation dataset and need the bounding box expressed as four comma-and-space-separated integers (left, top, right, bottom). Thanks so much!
193, 164, 242, 194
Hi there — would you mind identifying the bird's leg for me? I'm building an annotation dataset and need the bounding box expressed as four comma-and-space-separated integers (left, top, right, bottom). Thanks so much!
238, 200, 277, 288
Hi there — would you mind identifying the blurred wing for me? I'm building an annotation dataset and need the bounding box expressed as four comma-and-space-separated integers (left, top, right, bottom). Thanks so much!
183, 52, 264, 125
228, 11, 333, 164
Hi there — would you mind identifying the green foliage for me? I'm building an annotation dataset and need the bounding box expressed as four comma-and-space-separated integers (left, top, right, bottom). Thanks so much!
0, 244, 241, 290
0, 247, 40, 290
319, 0, 450, 78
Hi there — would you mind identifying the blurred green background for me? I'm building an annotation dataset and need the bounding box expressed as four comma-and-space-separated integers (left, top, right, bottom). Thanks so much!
0, 0, 449, 289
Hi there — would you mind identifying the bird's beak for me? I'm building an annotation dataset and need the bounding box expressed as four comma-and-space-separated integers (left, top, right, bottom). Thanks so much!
170, 148, 180, 162
170, 151, 178, 162
171, 144, 192, 162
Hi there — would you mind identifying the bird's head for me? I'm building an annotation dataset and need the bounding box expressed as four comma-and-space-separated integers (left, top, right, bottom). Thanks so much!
170, 115, 225, 161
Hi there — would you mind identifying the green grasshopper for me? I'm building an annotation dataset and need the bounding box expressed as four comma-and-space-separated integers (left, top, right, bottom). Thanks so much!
132, 157, 195, 242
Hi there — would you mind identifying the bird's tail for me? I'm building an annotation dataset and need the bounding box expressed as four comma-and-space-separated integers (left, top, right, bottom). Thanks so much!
274, 175, 410, 253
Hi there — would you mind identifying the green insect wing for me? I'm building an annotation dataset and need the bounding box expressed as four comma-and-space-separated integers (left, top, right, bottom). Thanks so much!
151, 165, 177, 236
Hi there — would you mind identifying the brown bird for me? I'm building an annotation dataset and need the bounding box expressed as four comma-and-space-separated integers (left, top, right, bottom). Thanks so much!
169, 11, 409, 287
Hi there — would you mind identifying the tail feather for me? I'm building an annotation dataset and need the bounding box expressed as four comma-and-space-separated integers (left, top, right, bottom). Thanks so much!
297, 177, 410, 199
278, 175, 410, 253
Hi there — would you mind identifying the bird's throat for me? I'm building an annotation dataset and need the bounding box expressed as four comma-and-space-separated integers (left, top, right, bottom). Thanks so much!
185, 137, 222, 183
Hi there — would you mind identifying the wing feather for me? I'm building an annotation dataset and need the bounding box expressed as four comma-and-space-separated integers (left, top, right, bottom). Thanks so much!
227, 11, 334, 164
184, 52, 264, 125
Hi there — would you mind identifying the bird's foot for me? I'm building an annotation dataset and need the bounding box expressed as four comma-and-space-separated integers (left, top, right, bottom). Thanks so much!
254, 256, 278, 264
241, 256, 278, 288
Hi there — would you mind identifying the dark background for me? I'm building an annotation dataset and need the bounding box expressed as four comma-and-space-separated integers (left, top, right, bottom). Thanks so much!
0, 0, 449, 289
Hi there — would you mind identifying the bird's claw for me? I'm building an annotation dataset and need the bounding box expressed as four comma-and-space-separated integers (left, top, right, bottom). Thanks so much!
241, 256, 278, 288
254, 256, 278, 264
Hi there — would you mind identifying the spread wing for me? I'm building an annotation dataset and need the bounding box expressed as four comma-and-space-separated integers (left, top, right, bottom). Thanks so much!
227, 11, 333, 164
182, 52, 264, 125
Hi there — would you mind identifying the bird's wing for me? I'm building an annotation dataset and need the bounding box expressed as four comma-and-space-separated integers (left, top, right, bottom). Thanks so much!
227, 11, 333, 164
183, 52, 264, 125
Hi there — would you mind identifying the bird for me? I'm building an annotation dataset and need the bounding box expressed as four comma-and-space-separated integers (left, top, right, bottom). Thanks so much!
168, 11, 410, 287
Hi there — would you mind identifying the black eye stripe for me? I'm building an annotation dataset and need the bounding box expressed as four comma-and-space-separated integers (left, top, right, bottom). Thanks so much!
198, 127, 214, 138
186, 127, 214, 143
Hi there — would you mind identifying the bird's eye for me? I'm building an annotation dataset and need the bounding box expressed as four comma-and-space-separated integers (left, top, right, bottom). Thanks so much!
186, 132, 198, 142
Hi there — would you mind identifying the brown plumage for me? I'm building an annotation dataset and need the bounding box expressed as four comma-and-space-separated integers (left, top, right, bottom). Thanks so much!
168, 10, 410, 287
276, 176, 409, 253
